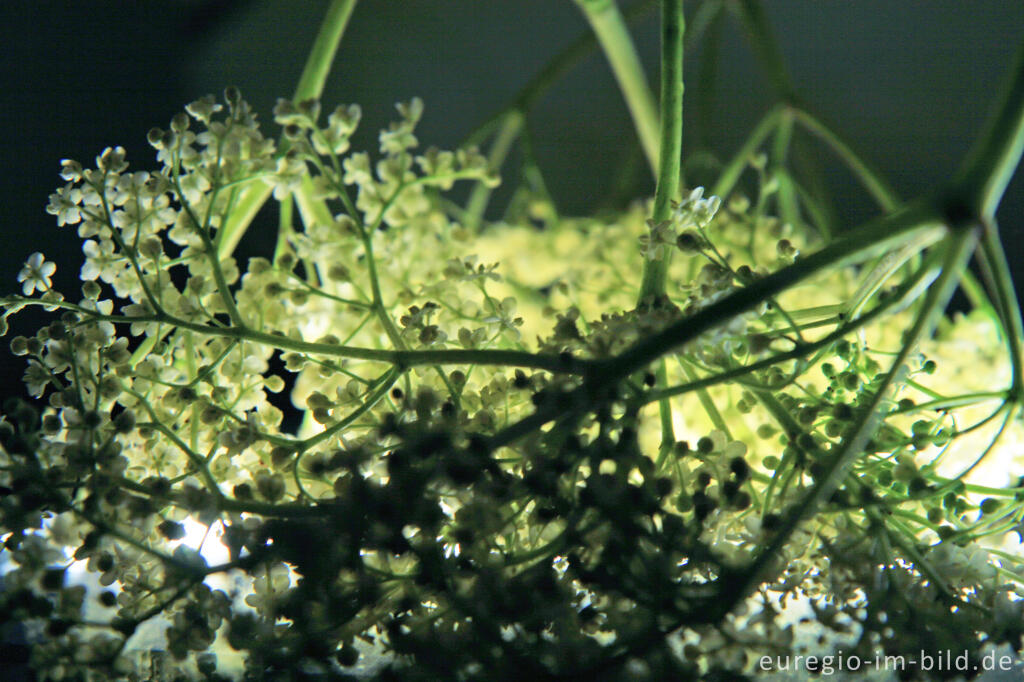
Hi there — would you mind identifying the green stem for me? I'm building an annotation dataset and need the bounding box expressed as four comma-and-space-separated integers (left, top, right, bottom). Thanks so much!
711, 105, 783, 200
941, 44, 1024, 400
655, 359, 675, 449
978, 223, 1024, 397
958, 268, 998, 322
628, 0, 684, 452
217, 0, 358, 259
877, 512, 963, 601
679, 358, 730, 438
127, 389, 224, 498
299, 368, 400, 452
771, 113, 801, 230
642, 252, 938, 404
950, 39, 1024, 220
356, 218, 463, 406
198, 228, 246, 327
293, 175, 336, 241
893, 391, 1009, 415
844, 228, 935, 319
463, 0, 728, 159
9, 295, 594, 375
618, 201, 944, 382
220, 322, 597, 375
790, 106, 900, 213
292, 0, 358, 102
724, 228, 978, 619
216, 184, 273, 260
946, 404, 1016, 482
575, 0, 661, 175
274, 194, 295, 263
637, 0, 684, 302
465, 111, 523, 230
463, 0, 656, 150
730, 0, 903, 215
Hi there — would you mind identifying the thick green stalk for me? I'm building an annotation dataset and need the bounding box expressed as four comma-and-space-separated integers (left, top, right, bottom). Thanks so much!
979, 224, 1024, 397
947, 42, 1024, 396
637, 0, 684, 301
218, 0, 358, 259
950, 40, 1024, 220
465, 0, 726, 157
680, 359, 730, 438
292, 0, 358, 103
216, 183, 274, 260
631, 0, 684, 454
575, 0, 661, 175
772, 111, 801, 229
293, 175, 336, 239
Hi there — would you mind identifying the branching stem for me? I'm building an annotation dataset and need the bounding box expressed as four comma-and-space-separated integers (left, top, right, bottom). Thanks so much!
721, 227, 978, 619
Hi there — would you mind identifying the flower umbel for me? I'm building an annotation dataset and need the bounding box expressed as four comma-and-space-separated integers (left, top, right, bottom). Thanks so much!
0, 13, 1022, 676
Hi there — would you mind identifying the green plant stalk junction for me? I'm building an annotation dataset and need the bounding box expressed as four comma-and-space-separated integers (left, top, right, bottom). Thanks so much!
2, 1, 1024, 679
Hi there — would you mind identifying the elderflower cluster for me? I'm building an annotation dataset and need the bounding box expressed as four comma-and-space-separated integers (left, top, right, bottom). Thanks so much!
1, 85, 1022, 681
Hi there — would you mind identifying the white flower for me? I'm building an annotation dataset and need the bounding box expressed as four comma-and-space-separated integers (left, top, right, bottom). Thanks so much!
81, 238, 116, 281
59, 159, 83, 182
671, 186, 721, 230
185, 94, 223, 124
245, 562, 292, 615
45, 183, 83, 226
177, 169, 211, 205
80, 298, 116, 341
23, 361, 51, 397
342, 151, 373, 186
17, 252, 56, 295
314, 103, 361, 155
96, 145, 129, 173
264, 154, 306, 200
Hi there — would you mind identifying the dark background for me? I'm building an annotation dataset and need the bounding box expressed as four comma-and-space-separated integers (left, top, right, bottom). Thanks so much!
2, 0, 1023, 402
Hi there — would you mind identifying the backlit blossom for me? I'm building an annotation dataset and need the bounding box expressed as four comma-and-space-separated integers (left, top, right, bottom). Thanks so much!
46, 183, 84, 226
17, 252, 56, 295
